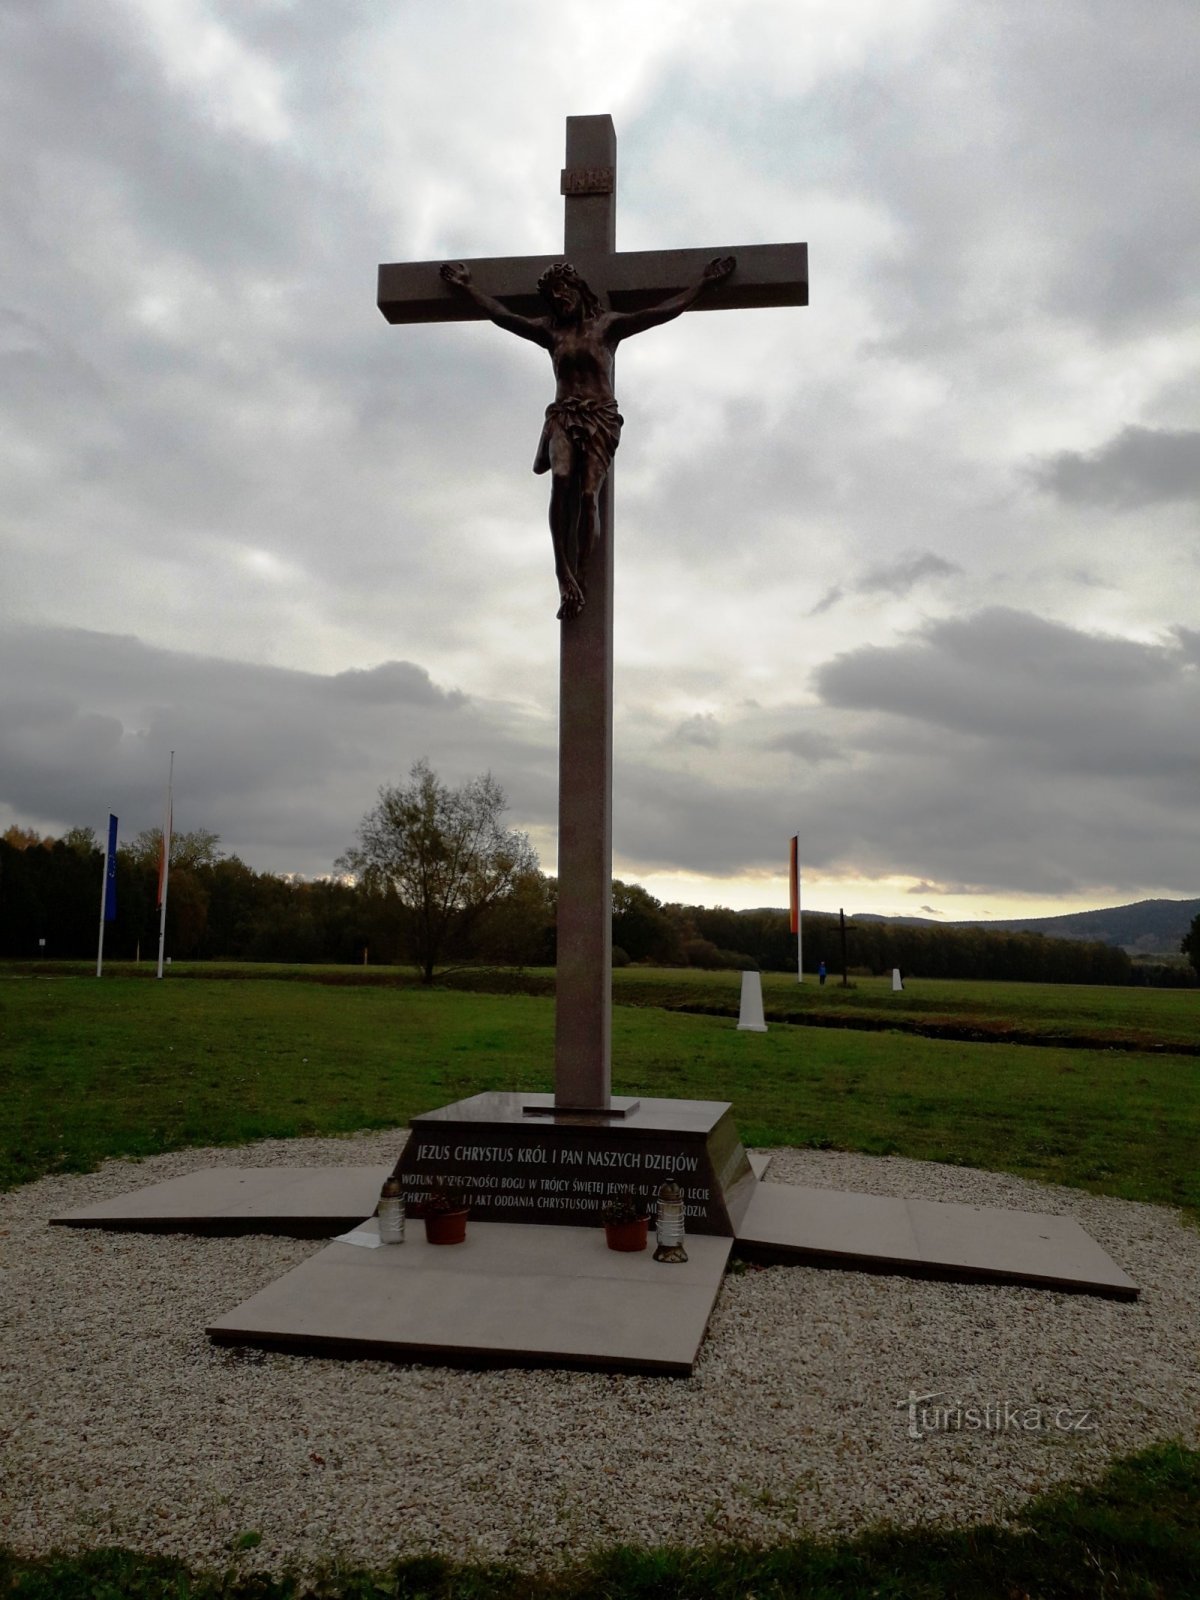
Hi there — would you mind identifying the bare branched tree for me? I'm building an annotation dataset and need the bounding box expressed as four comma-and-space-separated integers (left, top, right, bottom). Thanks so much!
337, 759, 538, 982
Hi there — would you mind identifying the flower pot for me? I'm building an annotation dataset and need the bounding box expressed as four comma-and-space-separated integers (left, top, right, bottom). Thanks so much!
424, 1208, 469, 1245
604, 1216, 648, 1252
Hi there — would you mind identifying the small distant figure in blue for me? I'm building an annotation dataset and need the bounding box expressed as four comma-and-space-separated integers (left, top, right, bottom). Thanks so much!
818, 959, 827, 986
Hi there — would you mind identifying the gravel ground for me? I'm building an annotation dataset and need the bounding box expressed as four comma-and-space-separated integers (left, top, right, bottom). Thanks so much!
1, 1131, 1197, 1577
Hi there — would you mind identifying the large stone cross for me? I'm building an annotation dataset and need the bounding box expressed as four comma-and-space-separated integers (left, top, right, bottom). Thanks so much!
378, 115, 807, 1113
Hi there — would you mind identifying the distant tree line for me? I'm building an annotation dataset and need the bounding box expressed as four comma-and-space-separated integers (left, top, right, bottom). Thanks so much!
1182, 912, 1200, 983
604, 891, 1137, 985
0, 770, 557, 973
0, 823, 380, 965
2, 822, 1162, 987
6, 763, 1193, 985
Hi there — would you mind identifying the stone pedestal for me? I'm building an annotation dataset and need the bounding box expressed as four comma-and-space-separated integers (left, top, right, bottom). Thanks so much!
391, 1092, 757, 1235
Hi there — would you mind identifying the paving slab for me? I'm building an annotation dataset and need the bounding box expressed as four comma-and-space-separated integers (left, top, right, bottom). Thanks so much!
49, 1160, 772, 1239
735, 1182, 1137, 1299
49, 1156, 1136, 1302
208, 1220, 732, 1375
50, 1166, 391, 1238
905, 1196, 1136, 1295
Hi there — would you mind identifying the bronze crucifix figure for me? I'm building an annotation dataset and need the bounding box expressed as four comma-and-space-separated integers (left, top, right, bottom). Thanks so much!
439, 254, 734, 619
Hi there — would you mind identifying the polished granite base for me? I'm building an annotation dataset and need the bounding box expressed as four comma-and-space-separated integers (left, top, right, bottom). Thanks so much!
392, 1092, 757, 1234
49, 1095, 1138, 1373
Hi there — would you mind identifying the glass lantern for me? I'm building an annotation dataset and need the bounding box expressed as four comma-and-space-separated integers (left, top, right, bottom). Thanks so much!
653, 1180, 688, 1263
377, 1175, 406, 1244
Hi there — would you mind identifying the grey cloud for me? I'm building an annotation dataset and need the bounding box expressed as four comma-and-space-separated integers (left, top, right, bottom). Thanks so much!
808, 586, 844, 616
909, 882, 1009, 902
783, 747, 1184, 899
0, 2, 490, 622
807, 556, 958, 618
789, 609, 1200, 893
818, 608, 1181, 726
658, 0, 1198, 370
1034, 427, 1200, 509
0, 627, 554, 877
858, 552, 960, 597
621, 382, 837, 564
329, 661, 466, 708
919, 905, 941, 915
613, 761, 796, 882
5, 612, 1198, 908
608, 610, 1200, 897
1, 8, 309, 281
766, 730, 843, 764
671, 713, 720, 748
2, 6, 1198, 919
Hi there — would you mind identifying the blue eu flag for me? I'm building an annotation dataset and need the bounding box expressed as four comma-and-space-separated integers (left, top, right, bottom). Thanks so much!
104, 814, 118, 922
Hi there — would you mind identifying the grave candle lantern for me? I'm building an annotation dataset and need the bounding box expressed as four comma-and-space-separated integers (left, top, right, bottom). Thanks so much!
653, 1180, 688, 1263
377, 1175, 405, 1244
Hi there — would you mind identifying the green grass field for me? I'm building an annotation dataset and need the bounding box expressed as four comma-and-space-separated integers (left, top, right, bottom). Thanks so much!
622, 965, 1200, 1049
2, 969, 1197, 1214
3, 964, 1198, 1598
21, 958, 1197, 1049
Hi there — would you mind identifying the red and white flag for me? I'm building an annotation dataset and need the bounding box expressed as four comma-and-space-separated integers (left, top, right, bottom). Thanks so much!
156, 793, 173, 908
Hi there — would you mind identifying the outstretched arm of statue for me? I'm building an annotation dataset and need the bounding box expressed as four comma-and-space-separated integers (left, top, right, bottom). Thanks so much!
440, 262, 552, 347
606, 255, 736, 343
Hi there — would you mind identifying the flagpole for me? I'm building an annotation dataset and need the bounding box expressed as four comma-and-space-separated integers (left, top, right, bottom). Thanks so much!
96, 823, 110, 979
96, 813, 119, 978
796, 859, 803, 984
790, 835, 803, 983
156, 752, 174, 979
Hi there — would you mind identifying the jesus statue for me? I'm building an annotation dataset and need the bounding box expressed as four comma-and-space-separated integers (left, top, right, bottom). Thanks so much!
440, 254, 735, 620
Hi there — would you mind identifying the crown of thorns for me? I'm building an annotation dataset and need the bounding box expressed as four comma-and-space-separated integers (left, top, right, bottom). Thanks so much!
537, 261, 602, 317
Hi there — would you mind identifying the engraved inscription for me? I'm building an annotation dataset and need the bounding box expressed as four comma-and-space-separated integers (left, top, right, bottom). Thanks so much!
559, 165, 615, 196
396, 1129, 720, 1228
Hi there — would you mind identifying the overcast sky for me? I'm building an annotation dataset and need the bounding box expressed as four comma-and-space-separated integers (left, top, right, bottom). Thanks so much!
2, 0, 1198, 918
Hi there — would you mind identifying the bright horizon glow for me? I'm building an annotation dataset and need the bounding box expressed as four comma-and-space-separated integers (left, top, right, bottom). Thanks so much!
625, 868, 1193, 923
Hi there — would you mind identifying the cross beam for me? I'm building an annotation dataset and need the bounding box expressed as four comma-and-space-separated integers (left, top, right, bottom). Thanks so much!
378, 115, 807, 1112
378, 244, 808, 324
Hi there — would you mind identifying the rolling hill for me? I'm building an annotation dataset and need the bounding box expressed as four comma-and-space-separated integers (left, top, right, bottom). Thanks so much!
851, 898, 1200, 956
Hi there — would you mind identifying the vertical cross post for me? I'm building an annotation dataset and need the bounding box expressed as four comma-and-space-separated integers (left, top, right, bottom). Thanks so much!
376, 115, 807, 1116
554, 115, 616, 1110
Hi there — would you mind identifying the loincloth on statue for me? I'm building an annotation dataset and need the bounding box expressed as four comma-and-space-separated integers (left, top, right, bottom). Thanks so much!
533, 396, 624, 476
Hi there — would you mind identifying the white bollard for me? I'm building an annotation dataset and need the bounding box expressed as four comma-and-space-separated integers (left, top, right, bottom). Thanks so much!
736, 970, 768, 1031
892, 968, 904, 992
